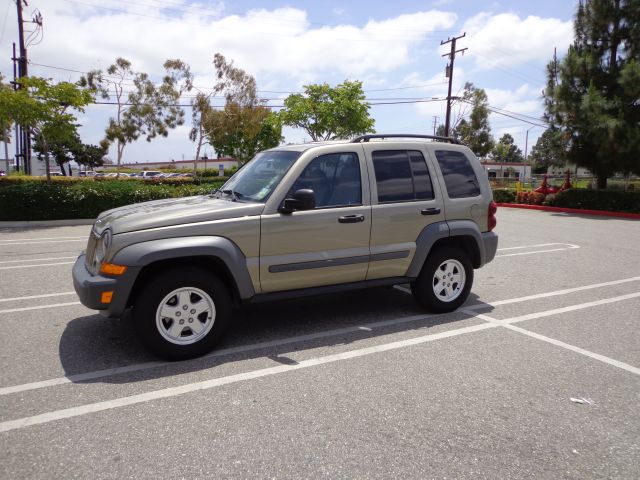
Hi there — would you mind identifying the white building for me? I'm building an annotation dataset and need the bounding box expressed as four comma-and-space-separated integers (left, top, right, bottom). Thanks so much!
117, 157, 238, 172
481, 162, 532, 180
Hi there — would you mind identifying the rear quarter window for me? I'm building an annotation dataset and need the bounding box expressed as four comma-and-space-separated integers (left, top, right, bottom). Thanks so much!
434, 150, 481, 198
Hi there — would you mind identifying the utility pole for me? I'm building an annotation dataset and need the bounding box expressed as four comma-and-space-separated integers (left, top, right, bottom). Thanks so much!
432, 116, 439, 136
441, 33, 467, 137
14, 0, 32, 174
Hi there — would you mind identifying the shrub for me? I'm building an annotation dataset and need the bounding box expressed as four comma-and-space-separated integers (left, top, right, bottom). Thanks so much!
0, 178, 225, 221
515, 191, 545, 205
492, 189, 516, 203
546, 189, 640, 213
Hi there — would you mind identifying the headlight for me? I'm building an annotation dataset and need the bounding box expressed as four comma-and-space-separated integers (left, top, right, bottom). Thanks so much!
94, 229, 112, 265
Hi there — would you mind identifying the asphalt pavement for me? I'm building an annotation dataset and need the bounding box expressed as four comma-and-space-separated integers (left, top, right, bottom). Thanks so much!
0, 209, 639, 479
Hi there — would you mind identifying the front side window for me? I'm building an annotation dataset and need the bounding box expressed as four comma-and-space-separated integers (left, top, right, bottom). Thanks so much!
434, 150, 481, 198
290, 153, 362, 208
221, 150, 301, 202
372, 150, 434, 203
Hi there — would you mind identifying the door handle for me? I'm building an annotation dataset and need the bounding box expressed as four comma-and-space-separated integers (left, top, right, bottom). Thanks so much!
338, 214, 365, 223
421, 208, 441, 216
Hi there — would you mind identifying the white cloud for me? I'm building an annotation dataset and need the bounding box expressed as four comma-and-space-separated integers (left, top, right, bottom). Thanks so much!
461, 12, 573, 70
11, 3, 457, 85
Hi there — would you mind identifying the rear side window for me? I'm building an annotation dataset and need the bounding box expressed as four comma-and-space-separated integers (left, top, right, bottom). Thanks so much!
434, 150, 481, 198
372, 150, 434, 203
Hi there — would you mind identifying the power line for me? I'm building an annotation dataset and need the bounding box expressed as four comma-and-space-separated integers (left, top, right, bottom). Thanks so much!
29, 61, 450, 95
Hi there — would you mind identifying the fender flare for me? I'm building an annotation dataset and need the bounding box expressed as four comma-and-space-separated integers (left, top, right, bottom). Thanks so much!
112, 236, 255, 299
406, 220, 485, 278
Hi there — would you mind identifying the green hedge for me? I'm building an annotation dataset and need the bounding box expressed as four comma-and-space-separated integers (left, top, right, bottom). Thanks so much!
546, 189, 640, 213
492, 189, 516, 203
0, 179, 224, 221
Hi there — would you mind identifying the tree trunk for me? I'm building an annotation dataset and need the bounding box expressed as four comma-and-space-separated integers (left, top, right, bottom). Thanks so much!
68, 163, 73, 176
597, 175, 607, 190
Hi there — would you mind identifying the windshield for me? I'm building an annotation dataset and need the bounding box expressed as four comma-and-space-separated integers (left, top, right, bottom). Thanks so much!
220, 150, 301, 202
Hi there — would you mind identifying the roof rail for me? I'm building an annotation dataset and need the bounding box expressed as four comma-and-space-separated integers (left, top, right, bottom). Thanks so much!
350, 134, 462, 144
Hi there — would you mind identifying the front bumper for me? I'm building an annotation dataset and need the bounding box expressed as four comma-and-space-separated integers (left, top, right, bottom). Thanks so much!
72, 254, 138, 318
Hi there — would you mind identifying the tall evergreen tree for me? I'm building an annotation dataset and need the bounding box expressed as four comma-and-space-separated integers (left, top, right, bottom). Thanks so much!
544, 0, 640, 189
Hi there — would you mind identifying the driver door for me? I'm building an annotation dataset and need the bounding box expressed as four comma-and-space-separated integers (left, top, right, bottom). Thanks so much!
259, 149, 371, 293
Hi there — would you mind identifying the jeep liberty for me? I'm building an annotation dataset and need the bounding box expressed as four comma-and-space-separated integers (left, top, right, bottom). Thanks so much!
73, 134, 498, 359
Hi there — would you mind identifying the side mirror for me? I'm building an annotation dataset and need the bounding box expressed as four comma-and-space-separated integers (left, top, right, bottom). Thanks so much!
279, 189, 316, 214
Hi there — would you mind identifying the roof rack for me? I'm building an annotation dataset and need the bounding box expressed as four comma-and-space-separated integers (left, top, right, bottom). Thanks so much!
350, 134, 462, 144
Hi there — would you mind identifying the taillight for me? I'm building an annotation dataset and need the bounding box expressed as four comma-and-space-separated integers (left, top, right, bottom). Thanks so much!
488, 201, 497, 231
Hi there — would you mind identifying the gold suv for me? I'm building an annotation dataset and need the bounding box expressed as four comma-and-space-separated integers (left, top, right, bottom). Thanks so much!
73, 134, 498, 359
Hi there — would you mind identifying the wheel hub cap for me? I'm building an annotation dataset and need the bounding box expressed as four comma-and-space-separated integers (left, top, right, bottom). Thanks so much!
432, 259, 465, 302
155, 287, 216, 345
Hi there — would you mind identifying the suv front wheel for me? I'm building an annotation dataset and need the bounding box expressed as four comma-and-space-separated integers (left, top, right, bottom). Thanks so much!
411, 246, 473, 313
133, 267, 232, 360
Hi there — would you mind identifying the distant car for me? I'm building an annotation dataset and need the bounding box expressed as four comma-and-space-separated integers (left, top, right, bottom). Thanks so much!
94, 173, 105, 177
166, 173, 183, 178
0, 170, 6, 177
79, 171, 96, 177
180, 173, 194, 178
140, 171, 164, 178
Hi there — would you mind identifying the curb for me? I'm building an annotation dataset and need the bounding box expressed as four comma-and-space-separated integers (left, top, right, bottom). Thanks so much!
496, 203, 640, 219
0, 219, 95, 228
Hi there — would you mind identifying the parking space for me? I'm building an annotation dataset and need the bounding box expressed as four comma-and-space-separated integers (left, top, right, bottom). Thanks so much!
0, 208, 639, 478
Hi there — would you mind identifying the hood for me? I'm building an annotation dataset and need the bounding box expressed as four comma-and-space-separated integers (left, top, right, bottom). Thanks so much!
94, 195, 265, 235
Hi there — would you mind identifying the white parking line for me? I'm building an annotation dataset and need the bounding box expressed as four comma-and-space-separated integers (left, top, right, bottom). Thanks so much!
0, 262, 75, 271
493, 292, 640, 324
0, 292, 76, 303
503, 323, 640, 376
1, 277, 639, 396
0, 302, 82, 314
0, 256, 76, 265
0, 239, 86, 246
0, 321, 496, 433
495, 243, 580, 258
0, 236, 87, 243
2, 286, 639, 433
497, 243, 573, 251
462, 309, 640, 377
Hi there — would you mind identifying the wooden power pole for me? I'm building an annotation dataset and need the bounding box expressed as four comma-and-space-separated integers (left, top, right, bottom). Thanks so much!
441, 33, 467, 137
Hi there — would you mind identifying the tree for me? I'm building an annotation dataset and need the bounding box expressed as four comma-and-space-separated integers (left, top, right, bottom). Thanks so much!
79, 58, 190, 173
529, 127, 567, 173
203, 53, 282, 162
0, 77, 93, 182
491, 133, 524, 163
452, 83, 494, 157
543, 0, 640, 189
73, 140, 109, 171
32, 129, 78, 175
280, 80, 375, 141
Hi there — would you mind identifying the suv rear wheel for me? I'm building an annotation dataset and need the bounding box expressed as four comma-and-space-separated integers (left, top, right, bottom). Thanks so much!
411, 246, 473, 313
133, 267, 232, 360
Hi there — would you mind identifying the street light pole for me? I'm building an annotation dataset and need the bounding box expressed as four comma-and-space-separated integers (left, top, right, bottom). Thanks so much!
524, 125, 538, 161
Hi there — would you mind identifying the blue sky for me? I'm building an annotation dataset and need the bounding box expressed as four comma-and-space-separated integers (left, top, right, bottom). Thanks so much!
0, 0, 579, 164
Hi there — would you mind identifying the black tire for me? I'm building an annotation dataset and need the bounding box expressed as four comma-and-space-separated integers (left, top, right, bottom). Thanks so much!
411, 246, 473, 313
132, 267, 232, 360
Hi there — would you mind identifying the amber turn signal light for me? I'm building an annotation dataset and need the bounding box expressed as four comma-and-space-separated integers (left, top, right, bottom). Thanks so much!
99, 263, 128, 275
100, 291, 114, 303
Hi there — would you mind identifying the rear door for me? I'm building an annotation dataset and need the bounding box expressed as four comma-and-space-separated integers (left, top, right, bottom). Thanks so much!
362, 142, 446, 280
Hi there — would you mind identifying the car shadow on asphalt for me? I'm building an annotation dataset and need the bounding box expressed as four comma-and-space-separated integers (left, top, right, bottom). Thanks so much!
58, 286, 495, 385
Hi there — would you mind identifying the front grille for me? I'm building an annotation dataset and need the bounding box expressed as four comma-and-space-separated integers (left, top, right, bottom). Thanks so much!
85, 231, 98, 272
